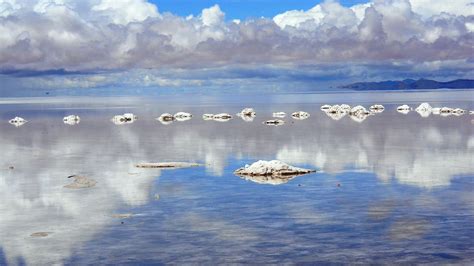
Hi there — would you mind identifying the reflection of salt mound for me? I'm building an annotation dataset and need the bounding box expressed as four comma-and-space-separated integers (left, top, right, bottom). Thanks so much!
291, 111, 310, 120
263, 119, 285, 126
397, 105, 410, 114
237, 108, 256, 122
234, 160, 315, 178
112, 113, 137, 125
325, 111, 347, 120
8, 117, 27, 127
416, 103, 466, 118
239, 174, 297, 185
272, 112, 286, 118
63, 115, 80, 125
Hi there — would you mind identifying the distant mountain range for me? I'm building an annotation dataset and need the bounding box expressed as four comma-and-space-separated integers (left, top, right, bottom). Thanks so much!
341, 79, 474, 90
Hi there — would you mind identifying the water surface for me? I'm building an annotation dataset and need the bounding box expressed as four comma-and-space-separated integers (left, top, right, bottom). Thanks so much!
0, 90, 473, 264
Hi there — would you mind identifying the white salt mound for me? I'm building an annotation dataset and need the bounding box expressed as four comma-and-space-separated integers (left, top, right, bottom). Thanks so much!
272, 112, 286, 118
234, 160, 315, 176
8, 117, 27, 127
291, 111, 310, 120
63, 115, 80, 125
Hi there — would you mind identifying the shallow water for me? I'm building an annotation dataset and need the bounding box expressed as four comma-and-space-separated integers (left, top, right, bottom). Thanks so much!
0, 90, 473, 265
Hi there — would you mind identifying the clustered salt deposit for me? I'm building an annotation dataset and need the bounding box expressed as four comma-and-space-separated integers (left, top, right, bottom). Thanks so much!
202, 113, 233, 122
319, 104, 385, 123
157, 112, 192, 125
234, 160, 315, 177
9, 104, 470, 127
414, 103, 467, 117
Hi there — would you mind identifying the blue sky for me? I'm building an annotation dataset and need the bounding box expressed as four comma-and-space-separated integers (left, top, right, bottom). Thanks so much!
150, 0, 369, 20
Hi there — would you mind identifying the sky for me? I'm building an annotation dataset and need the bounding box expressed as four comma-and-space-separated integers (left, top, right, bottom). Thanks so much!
0, 0, 473, 96
150, 0, 369, 20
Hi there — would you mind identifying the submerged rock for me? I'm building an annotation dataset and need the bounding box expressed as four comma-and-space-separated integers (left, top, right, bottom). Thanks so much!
64, 175, 97, 189
272, 112, 286, 118
135, 162, 201, 169
234, 160, 315, 177
157, 113, 175, 125
63, 115, 80, 125
8, 117, 27, 127
291, 111, 310, 120
263, 119, 285, 126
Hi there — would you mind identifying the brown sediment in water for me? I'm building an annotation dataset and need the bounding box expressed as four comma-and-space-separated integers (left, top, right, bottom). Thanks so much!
64, 175, 97, 189
30, 232, 53, 237
135, 162, 202, 169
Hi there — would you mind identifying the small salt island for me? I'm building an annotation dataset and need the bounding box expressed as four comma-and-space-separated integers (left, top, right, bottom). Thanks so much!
63, 115, 80, 125
234, 160, 316, 177
8, 117, 28, 127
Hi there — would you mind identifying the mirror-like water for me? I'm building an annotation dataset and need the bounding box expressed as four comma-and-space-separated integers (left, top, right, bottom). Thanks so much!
0, 90, 473, 264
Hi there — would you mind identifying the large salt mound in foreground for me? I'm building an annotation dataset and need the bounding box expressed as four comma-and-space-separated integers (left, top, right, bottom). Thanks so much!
234, 160, 315, 177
